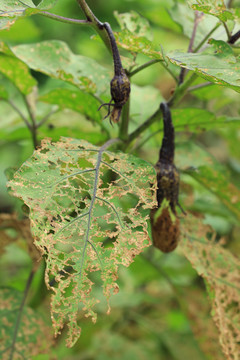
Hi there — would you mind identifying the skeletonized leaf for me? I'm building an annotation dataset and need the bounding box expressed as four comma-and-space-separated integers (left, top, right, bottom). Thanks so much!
12, 40, 111, 96
8, 137, 156, 346
180, 214, 240, 360
0, 288, 53, 359
0, 41, 37, 95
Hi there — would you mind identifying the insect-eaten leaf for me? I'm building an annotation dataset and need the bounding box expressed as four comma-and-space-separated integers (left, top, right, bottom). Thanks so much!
8, 137, 156, 347
0, 288, 53, 359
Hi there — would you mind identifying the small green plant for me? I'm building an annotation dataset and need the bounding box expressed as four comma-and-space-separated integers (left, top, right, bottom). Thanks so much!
0, 0, 240, 359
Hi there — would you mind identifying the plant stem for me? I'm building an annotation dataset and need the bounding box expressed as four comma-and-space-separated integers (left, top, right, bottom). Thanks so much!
6, 99, 31, 130
228, 30, 240, 44
128, 105, 162, 143
179, 11, 202, 84
193, 23, 221, 53
128, 73, 198, 144
119, 99, 130, 141
76, 0, 111, 53
38, 11, 90, 25
23, 96, 38, 149
222, 22, 231, 41
128, 59, 162, 78
168, 73, 198, 107
188, 81, 213, 92
9, 270, 35, 360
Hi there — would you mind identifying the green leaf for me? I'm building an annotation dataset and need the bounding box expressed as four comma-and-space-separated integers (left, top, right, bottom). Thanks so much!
37, 0, 58, 10
114, 11, 153, 41
12, 40, 111, 96
167, 48, 240, 93
0, 0, 36, 30
0, 84, 8, 99
0, 0, 58, 30
185, 165, 240, 220
0, 41, 37, 95
190, 0, 239, 22
8, 137, 156, 346
172, 108, 240, 132
39, 88, 102, 122
168, 2, 220, 47
0, 288, 53, 359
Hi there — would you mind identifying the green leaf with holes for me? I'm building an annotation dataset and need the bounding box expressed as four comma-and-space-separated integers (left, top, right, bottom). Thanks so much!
114, 11, 162, 60
8, 137, 156, 347
0, 41, 37, 95
0, 288, 53, 359
0, 0, 58, 30
12, 40, 111, 96
189, 0, 239, 22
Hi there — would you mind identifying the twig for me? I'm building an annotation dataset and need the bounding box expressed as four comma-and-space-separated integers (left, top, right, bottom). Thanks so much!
36, 108, 59, 128
128, 60, 162, 78
188, 81, 213, 92
128, 73, 198, 144
228, 30, 240, 44
222, 22, 231, 41
38, 11, 90, 25
9, 270, 35, 360
193, 23, 221, 53
23, 96, 38, 149
6, 99, 32, 130
179, 11, 202, 84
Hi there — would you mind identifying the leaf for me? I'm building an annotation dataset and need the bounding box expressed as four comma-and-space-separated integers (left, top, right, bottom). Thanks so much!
180, 214, 240, 360
114, 10, 153, 41
166, 47, 240, 93
189, 0, 239, 22
0, 0, 58, 30
0, 288, 53, 359
172, 108, 240, 132
114, 23, 163, 60
37, 0, 58, 10
185, 165, 240, 221
168, 2, 220, 47
8, 137, 156, 346
0, 41, 37, 95
0, 0, 36, 30
39, 88, 102, 123
0, 84, 8, 99
12, 40, 111, 96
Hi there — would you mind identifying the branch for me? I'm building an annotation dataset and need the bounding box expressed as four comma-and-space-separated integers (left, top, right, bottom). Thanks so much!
179, 11, 202, 84
6, 99, 32, 130
38, 11, 90, 25
228, 30, 240, 44
222, 22, 231, 41
193, 23, 221, 53
23, 96, 38, 149
128, 73, 198, 144
76, 0, 111, 53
